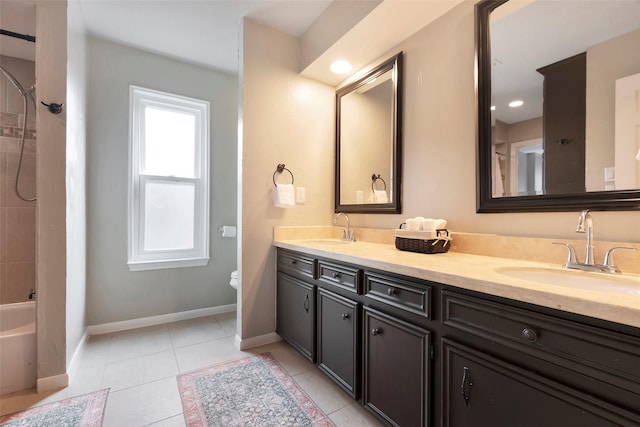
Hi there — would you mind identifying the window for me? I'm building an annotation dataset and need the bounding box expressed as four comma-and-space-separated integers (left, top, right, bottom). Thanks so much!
128, 86, 210, 271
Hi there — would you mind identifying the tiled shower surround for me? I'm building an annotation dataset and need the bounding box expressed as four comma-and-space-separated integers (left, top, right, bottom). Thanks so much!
0, 55, 36, 304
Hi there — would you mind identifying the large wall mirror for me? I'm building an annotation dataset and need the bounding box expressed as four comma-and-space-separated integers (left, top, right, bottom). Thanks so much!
335, 52, 402, 213
476, 0, 640, 212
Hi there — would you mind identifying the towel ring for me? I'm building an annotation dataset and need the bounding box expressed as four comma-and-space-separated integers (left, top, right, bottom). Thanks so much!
273, 164, 294, 186
371, 174, 387, 191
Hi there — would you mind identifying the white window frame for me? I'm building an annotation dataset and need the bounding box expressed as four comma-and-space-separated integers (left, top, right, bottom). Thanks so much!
128, 85, 210, 271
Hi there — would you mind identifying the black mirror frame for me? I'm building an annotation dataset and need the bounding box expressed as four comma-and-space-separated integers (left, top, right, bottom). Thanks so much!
335, 52, 403, 214
476, 0, 640, 213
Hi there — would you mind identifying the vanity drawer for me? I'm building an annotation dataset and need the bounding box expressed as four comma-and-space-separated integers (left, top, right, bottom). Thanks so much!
277, 250, 316, 280
442, 290, 640, 391
364, 272, 431, 319
318, 261, 360, 294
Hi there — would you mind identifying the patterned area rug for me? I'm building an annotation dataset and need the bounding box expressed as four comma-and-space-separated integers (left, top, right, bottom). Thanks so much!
178, 353, 335, 427
0, 388, 108, 427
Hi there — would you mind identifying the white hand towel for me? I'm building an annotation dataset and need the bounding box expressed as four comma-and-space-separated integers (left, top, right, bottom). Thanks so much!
373, 190, 388, 203
273, 184, 295, 208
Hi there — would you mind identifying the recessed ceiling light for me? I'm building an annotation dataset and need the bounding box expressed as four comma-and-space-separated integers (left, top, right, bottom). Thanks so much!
509, 100, 524, 108
330, 60, 352, 74
490, 105, 496, 111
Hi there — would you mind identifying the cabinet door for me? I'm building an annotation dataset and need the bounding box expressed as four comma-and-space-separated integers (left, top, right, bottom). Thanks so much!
317, 288, 359, 398
442, 338, 639, 427
363, 307, 431, 427
276, 272, 315, 362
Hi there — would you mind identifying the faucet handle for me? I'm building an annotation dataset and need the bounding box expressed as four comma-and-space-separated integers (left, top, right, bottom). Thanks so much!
603, 247, 636, 272
553, 242, 579, 266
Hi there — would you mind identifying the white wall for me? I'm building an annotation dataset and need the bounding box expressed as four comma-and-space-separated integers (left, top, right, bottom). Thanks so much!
86, 37, 238, 325
238, 19, 334, 342
65, 0, 87, 371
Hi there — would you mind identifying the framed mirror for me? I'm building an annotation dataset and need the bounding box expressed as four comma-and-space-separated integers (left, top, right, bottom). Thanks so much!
476, 0, 640, 212
335, 52, 403, 213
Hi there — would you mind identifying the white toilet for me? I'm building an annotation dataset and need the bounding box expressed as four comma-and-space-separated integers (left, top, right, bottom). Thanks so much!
230, 270, 239, 290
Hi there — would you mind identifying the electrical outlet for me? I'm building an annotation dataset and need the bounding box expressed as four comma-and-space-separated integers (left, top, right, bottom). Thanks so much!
296, 187, 306, 204
604, 167, 615, 181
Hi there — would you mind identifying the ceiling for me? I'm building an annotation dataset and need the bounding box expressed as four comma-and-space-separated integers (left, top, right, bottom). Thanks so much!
76, 0, 334, 75
0, 0, 462, 86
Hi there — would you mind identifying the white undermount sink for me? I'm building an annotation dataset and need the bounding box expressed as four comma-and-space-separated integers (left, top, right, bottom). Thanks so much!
495, 267, 640, 295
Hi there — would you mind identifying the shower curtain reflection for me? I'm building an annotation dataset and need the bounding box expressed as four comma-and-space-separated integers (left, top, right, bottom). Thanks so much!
0, 56, 37, 305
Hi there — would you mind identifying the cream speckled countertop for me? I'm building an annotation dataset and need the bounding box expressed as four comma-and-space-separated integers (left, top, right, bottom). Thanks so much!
273, 237, 640, 329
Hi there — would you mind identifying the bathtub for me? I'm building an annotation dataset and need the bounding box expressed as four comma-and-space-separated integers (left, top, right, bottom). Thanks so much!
0, 301, 36, 395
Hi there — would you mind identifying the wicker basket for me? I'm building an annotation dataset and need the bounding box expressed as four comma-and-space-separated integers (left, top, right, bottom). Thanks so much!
394, 229, 451, 254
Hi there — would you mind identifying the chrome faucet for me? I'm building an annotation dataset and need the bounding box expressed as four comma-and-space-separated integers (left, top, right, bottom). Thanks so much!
576, 209, 595, 265
334, 212, 355, 242
554, 209, 635, 273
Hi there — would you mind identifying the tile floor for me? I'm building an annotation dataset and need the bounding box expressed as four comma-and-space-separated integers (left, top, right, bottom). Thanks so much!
0, 312, 383, 426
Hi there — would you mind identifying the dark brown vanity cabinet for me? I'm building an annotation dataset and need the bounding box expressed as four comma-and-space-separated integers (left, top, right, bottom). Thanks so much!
317, 288, 359, 398
441, 290, 640, 427
276, 250, 317, 363
363, 307, 431, 427
276, 272, 316, 362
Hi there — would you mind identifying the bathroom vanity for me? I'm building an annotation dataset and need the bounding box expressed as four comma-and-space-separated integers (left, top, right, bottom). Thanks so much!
274, 238, 640, 427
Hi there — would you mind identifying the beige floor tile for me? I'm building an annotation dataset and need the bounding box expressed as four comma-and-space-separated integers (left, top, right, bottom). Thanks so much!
107, 325, 173, 363
214, 311, 237, 337
249, 340, 315, 376
293, 368, 353, 415
102, 377, 182, 427
78, 333, 113, 368
146, 414, 187, 427
102, 350, 178, 392
174, 335, 246, 373
330, 402, 385, 426
168, 316, 227, 348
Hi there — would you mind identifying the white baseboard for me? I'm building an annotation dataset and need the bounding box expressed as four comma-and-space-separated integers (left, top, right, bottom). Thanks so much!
86, 304, 237, 336
236, 332, 281, 350
67, 331, 88, 381
37, 373, 68, 393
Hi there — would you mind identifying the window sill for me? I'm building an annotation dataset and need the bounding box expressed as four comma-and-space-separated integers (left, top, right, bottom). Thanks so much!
128, 257, 210, 272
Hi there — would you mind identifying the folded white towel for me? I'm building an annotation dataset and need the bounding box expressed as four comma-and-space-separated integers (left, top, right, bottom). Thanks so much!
273, 184, 295, 208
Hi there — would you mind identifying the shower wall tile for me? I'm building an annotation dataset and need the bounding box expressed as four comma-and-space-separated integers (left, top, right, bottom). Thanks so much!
0, 153, 5, 207
2, 207, 36, 263
1, 262, 35, 305
0, 112, 19, 127
4, 152, 36, 207
0, 207, 5, 260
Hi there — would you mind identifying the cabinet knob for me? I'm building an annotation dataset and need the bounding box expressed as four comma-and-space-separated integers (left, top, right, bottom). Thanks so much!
522, 328, 538, 342
341, 313, 350, 320
332, 272, 341, 279
387, 287, 397, 296
371, 328, 382, 336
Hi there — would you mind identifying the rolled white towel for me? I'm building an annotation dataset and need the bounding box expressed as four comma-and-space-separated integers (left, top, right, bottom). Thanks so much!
435, 219, 447, 229
405, 217, 422, 231
273, 184, 295, 208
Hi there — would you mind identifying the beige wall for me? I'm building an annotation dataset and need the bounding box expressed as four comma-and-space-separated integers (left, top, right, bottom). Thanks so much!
239, 19, 334, 342
35, 0, 68, 385
338, 1, 640, 243
237, 2, 640, 342
340, 83, 392, 204
0, 55, 36, 304
586, 29, 640, 192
